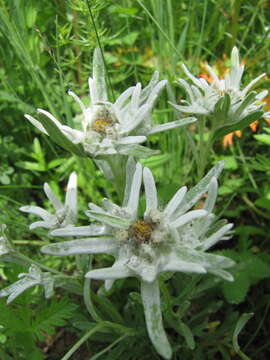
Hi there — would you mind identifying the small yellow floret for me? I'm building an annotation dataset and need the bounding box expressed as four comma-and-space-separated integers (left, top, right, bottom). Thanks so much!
92, 118, 113, 134
130, 220, 153, 243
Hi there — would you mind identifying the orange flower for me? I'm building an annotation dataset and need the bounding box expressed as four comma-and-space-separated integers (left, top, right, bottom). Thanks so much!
199, 56, 230, 84
196, 55, 268, 147
223, 130, 242, 147
249, 120, 259, 132
221, 73, 269, 147
199, 71, 213, 84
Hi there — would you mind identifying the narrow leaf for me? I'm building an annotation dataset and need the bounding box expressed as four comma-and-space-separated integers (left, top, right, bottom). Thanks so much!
141, 280, 172, 359
233, 313, 253, 359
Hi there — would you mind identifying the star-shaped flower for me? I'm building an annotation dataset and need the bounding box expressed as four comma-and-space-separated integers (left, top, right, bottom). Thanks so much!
25, 49, 195, 158
20, 172, 77, 230
41, 160, 234, 359
0, 264, 54, 303
171, 47, 268, 138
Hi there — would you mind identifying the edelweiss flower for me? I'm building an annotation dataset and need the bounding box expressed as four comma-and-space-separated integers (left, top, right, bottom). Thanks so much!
41, 160, 234, 359
0, 264, 54, 303
20, 172, 77, 230
172, 47, 268, 128
0, 225, 13, 258
25, 49, 195, 157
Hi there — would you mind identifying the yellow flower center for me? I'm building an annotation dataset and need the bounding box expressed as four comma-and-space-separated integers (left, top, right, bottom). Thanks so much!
92, 118, 114, 134
91, 106, 117, 135
130, 220, 154, 243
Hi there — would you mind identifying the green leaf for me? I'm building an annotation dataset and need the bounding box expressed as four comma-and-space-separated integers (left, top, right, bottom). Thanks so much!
48, 158, 66, 169
233, 313, 253, 360
216, 156, 238, 170
233, 92, 257, 119
37, 114, 85, 157
109, 5, 138, 16
214, 93, 231, 116
122, 31, 139, 45
32, 138, 45, 164
248, 256, 270, 282
220, 251, 270, 304
88, 211, 131, 229
255, 198, 270, 211
222, 272, 250, 304
118, 144, 159, 158
0, 299, 30, 332
176, 22, 188, 54
92, 292, 124, 324
0, 174, 10, 184
219, 178, 244, 195
178, 321, 195, 350
0, 333, 7, 344
213, 111, 263, 141
15, 161, 46, 172
181, 161, 224, 213
31, 297, 77, 341
140, 280, 172, 359
25, 4, 37, 28
254, 134, 270, 145
264, 127, 270, 134
140, 153, 171, 168
13, 332, 43, 360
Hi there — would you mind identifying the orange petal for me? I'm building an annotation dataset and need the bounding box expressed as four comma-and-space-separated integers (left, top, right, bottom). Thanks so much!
199, 73, 213, 84
235, 130, 242, 138
249, 120, 259, 132
223, 133, 234, 147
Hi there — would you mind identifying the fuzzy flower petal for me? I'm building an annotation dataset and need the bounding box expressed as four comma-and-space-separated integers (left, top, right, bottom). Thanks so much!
173, 47, 267, 135
20, 172, 78, 230
43, 160, 234, 359
0, 265, 54, 303
25, 48, 194, 158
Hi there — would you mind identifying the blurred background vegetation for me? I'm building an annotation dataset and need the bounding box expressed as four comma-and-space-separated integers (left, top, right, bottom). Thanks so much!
0, 0, 270, 359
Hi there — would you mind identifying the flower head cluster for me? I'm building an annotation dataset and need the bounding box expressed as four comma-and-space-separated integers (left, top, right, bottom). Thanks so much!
43, 160, 234, 285
172, 47, 269, 123
41, 160, 234, 359
25, 49, 195, 158
20, 172, 77, 230
0, 264, 54, 304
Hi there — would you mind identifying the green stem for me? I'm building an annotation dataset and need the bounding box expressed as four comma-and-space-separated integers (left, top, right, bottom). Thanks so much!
16, 253, 64, 275
243, 300, 270, 351
241, 195, 270, 220
61, 321, 135, 360
95, 155, 127, 203
61, 323, 107, 360
229, 0, 243, 51
13, 240, 49, 246
88, 334, 128, 360
83, 257, 102, 322
197, 116, 212, 179
136, 0, 181, 60
85, 0, 115, 101
177, 274, 203, 303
